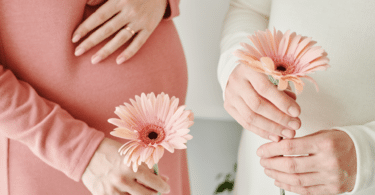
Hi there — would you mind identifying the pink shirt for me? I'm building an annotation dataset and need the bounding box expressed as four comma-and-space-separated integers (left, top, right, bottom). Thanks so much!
0, 0, 189, 194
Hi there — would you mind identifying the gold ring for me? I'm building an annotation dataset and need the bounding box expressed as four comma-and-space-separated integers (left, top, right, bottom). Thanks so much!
124, 26, 135, 36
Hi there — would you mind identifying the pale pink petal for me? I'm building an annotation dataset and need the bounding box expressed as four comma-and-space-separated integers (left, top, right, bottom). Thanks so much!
302, 76, 319, 92
165, 97, 179, 117
293, 37, 312, 58
165, 105, 186, 130
233, 49, 258, 62
278, 79, 288, 90
169, 138, 187, 149
257, 31, 272, 57
240, 43, 262, 60
266, 29, 277, 55
299, 47, 324, 66
275, 29, 284, 48
108, 118, 127, 128
295, 41, 317, 61
249, 34, 267, 56
183, 134, 193, 140
260, 57, 275, 72
110, 128, 139, 140
160, 141, 175, 153
153, 145, 164, 164
287, 35, 302, 57
278, 30, 291, 57
239, 60, 266, 73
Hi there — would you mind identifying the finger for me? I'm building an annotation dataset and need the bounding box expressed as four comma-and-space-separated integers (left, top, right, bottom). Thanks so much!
75, 15, 129, 59
117, 31, 150, 64
284, 90, 297, 100
91, 24, 135, 64
72, 1, 118, 43
136, 168, 170, 194
124, 180, 159, 195
224, 102, 281, 141
257, 137, 318, 157
239, 79, 301, 131
275, 180, 331, 195
264, 169, 324, 186
246, 70, 301, 117
260, 156, 319, 173
234, 96, 296, 139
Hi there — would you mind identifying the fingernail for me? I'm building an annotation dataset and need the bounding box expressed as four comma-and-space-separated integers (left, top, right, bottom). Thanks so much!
161, 174, 169, 181
264, 169, 270, 176
74, 47, 85, 56
288, 106, 300, 117
116, 56, 126, 65
91, 55, 102, 64
256, 148, 263, 157
288, 119, 300, 130
281, 129, 295, 138
72, 34, 81, 43
269, 135, 280, 142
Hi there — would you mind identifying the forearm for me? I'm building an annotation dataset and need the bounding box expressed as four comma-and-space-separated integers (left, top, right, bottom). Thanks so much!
218, 0, 271, 97
0, 65, 105, 181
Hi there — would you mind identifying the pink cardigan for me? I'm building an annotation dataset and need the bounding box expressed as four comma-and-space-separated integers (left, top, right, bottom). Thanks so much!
0, 0, 189, 194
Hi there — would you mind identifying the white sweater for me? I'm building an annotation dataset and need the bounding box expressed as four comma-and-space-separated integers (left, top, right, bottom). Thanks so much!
218, 0, 375, 194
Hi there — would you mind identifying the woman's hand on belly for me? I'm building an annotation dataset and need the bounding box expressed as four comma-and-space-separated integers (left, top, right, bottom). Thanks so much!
72, 0, 168, 65
82, 138, 170, 195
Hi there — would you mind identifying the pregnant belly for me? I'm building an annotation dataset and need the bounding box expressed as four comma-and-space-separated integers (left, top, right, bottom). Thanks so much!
0, 0, 187, 136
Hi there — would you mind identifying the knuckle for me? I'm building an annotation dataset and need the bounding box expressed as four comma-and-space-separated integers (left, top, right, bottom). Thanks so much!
96, 12, 108, 21
257, 83, 270, 95
330, 184, 342, 194
320, 137, 336, 151
84, 41, 95, 49
286, 158, 297, 173
292, 175, 303, 186
249, 96, 262, 112
102, 26, 115, 37
282, 140, 295, 154
245, 111, 255, 124
119, 34, 130, 44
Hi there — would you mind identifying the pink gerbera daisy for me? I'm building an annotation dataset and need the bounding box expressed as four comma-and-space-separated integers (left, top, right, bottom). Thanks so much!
234, 28, 330, 94
108, 92, 194, 172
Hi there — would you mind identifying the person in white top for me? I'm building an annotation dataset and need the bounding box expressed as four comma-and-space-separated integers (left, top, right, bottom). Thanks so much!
218, 0, 375, 194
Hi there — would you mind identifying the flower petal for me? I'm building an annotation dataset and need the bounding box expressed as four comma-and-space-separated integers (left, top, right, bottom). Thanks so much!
278, 79, 288, 90
260, 57, 275, 72
110, 127, 139, 140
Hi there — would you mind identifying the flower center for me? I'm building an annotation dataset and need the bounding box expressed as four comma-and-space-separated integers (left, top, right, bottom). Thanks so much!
276, 65, 287, 72
140, 124, 165, 145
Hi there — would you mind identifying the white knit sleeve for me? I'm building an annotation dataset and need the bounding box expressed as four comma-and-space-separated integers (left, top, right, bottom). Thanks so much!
334, 121, 375, 194
218, 0, 272, 99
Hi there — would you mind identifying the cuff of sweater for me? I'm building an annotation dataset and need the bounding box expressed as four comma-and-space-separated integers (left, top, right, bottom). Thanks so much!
333, 121, 375, 194
69, 129, 105, 182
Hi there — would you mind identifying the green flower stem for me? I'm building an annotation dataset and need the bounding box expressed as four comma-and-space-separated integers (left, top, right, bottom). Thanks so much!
269, 75, 286, 195
153, 164, 161, 195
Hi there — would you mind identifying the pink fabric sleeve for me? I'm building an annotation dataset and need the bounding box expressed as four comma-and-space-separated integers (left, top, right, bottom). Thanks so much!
164, 0, 181, 20
0, 65, 105, 182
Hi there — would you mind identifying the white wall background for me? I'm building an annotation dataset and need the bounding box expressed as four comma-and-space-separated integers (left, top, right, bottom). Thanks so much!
174, 1, 243, 195
174, 0, 232, 121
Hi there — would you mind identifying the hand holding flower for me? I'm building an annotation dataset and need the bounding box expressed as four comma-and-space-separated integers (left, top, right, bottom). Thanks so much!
82, 138, 170, 195
225, 63, 301, 142
257, 130, 357, 195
